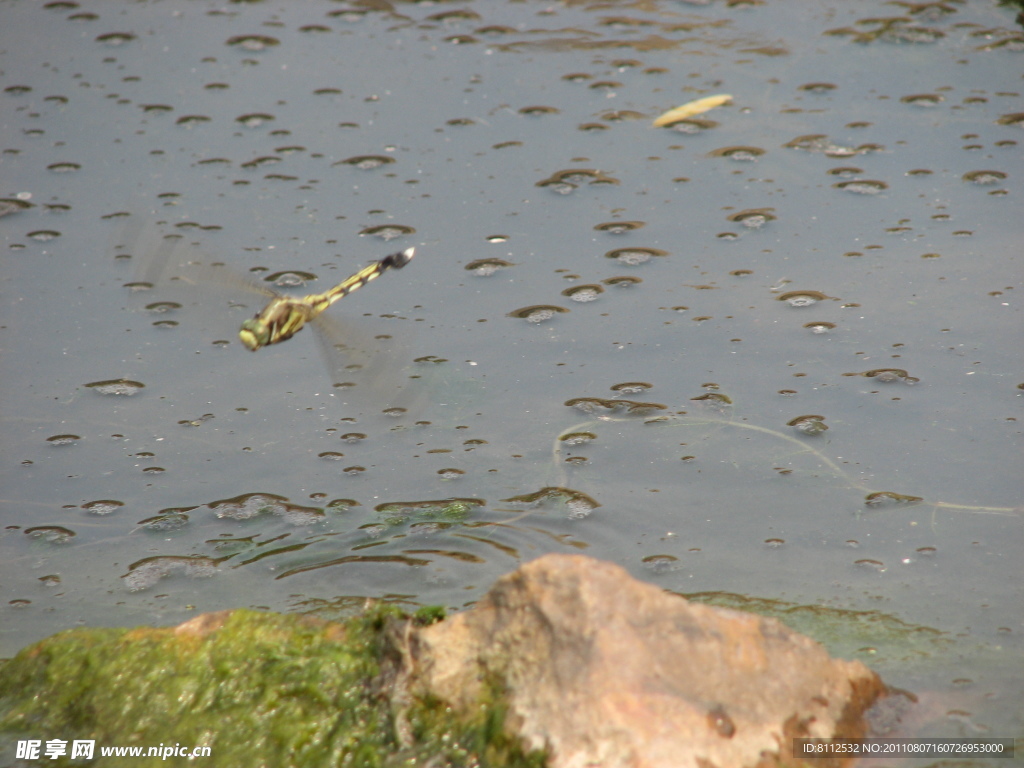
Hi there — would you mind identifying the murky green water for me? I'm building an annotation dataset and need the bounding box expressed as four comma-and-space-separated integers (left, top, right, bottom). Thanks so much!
1, 0, 1021, 745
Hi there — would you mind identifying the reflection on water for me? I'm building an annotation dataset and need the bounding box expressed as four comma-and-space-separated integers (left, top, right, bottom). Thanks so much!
1, 0, 1022, 740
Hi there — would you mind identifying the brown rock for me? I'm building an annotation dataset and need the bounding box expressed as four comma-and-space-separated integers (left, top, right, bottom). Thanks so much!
400, 554, 885, 768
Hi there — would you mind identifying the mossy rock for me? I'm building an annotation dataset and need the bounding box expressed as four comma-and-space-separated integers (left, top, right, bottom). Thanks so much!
0, 607, 545, 768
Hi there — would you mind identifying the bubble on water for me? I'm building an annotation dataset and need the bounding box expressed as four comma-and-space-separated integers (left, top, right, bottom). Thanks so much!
327, 8, 367, 22
508, 304, 569, 323
226, 34, 280, 51
503, 486, 599, 519
359, 224, 415, 241
85, 379, 145, 396
798, 82, 837, 94
709, 146, 766, 161
727, 209, 775, 228
537, 180, 576, 194
465, 257, 514, 276
319, 451, 345, 461
777, 290, 829, 307
337, 155, 395, 170
642, 554, 678, 574
785, 134, 882, 157
122, 555, 217, 592
0, 198, 34, 218
996, 112, 1024, 128
804, 321, 836, 334
834, 179, 888, 194
611, 382, 652, 394
664, 117, 718, 134
536, 168, 620, 190
176, 114, 211, 127
901, 93, 944, 107
565, 397, 666, 417
559, 431, 596, 446
594, 220, 646, 234
209, 492, 325, 525
828, 167, 863, 178
82, 499, 123, 515
854, 559, 886, 572
846, 368, 920, 384
95, 31, 135, 46
236, 112, 275, 128
437, 468, 465, 480
566, 496, 597, 519
562, 284, 603, 302
476, 25, 517, 37
47, 162, 80, 173
605, 247, 667, 266
340, 433, 366, 443
519, 105, 559, 116
137, 510, 191, 532
145, 301, 181, 314
27, 230, 60, 242
864, 490, 923, 507
972, 29, 1024, 51
578, 123, 609, 132
603, 276, 642, 287
326, 498, 360, 513
691, 392, 732, 407
962, 170, 1007, 186
46, 434, 80, 446
240, 156, 281, 169
209, 492, 289, 521
784, 134, 832, 152
562, 72, 593, 82
178, 411, 211, 430
265, 270, 316, 287
25, 526, 76, 544
788, 414, 828, 435
764, 538, 785, 548
598, 110, 646, 123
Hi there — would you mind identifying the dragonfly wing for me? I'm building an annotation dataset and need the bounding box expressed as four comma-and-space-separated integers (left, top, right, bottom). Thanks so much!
120, 219, 275, 300
120, 219, 281, 345
311, 311, 424, 415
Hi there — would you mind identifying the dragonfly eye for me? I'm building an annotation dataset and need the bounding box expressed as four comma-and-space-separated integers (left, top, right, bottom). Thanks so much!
239, 319, 270, 351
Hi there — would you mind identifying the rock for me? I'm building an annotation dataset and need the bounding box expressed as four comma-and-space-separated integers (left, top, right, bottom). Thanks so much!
0, 556, 888, 768
399, 553, 886, 768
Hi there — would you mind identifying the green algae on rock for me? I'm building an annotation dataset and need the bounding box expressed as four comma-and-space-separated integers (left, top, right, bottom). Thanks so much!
0, 607, 545, 768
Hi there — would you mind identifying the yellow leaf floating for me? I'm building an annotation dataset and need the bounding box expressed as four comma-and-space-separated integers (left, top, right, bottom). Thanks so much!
652, 94, 733, 127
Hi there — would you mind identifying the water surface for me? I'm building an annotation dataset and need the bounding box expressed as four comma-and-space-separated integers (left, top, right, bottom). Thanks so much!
1, 0, 1021, 744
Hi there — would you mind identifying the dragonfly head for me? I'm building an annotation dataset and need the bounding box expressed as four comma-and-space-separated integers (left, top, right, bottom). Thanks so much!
239, 318, 271, 351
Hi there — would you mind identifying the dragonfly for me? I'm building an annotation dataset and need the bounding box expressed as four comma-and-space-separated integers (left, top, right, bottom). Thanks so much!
238, 247, 414, 351
121, 221, 419, 402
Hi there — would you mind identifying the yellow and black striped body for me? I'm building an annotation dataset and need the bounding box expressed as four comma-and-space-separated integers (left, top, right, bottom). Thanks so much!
239, 247, 414, 351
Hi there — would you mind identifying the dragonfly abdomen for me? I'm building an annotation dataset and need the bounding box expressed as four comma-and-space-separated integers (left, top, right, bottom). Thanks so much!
239, 247, 415, 351
325, 247, 415, 307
